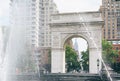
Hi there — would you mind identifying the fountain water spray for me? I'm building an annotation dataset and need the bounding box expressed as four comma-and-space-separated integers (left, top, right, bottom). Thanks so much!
0, 21, 38, 81
0, 27, 9, 81
79, 14, 113, 81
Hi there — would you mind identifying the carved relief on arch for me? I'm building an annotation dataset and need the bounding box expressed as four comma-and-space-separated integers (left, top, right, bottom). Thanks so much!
51, 33, 61, 48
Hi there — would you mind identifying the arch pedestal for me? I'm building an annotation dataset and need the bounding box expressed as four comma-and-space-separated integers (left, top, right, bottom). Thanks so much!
89, 48, 102, 73
51, 49, 65, 73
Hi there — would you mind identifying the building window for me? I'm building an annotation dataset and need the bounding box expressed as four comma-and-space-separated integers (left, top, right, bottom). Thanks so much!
113, 36, 114, 38
32, 0, 36, 2
32, 4, 35, 6
32, 44, 35, 47
111, 0, 115, 2
32, 8, 35, 11
116, 47, 119, 50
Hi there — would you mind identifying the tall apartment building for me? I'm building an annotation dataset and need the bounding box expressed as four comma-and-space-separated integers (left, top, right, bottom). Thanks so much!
10, 0, 58, 72
10, 0, 39, 49
9, 0, 40, 73
38, 0, 58, 71
101, 0, 120, 40
39, 0, 58, 47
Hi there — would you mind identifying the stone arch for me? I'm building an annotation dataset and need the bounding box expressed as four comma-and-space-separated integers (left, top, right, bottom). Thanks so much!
50, 12, 103, 74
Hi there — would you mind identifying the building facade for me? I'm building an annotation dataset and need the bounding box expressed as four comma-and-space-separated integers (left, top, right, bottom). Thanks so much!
10, 0, 40, 73
10, 0, 39, 48
39, 0, 58, 47
37, 0, 58, 71
101, 0, 120, 40
111, 40, 120, 52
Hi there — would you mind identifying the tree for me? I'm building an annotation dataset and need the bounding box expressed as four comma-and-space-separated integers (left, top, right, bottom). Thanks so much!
80, 39, 119, 72
102, 39, 119, 72
65, 45, 80, 72
102, 39, 113, 62
102, 39, 118, 63
81, 49, 89, 72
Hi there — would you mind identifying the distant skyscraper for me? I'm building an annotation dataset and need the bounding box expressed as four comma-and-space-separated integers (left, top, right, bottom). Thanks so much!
101, 0, 120, 40
74, 39, 79, 51
73, 39, 80, 60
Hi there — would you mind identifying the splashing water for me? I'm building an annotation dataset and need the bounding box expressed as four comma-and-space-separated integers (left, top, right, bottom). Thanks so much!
0, 22, 38, 81
79, 14, 113, 81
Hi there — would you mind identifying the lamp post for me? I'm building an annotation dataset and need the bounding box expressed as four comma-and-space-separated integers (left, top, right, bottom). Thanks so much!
97, 59, 99, 73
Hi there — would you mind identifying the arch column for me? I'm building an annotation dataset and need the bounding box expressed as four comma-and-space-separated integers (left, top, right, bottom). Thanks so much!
51, 48, 65, 73
89, 47, 102, 74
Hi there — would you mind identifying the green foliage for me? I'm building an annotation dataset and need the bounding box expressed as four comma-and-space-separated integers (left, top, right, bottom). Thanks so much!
102, 39, 118, 63
102, 39, 112, 57
81, 49, 89, 72
65, 45, 80, 72
80, 39, 120, 72
102, 39, 120, 72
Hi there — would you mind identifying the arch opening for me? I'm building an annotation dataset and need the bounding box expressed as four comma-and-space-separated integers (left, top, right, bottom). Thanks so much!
64, 36, 89, 73
51, 33, 102, 74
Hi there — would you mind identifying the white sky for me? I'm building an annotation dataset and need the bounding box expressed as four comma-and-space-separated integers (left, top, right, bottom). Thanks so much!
53, 0, 102, 13
0, 0, 10, 25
